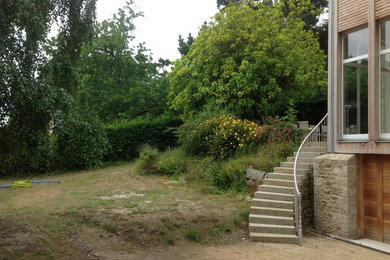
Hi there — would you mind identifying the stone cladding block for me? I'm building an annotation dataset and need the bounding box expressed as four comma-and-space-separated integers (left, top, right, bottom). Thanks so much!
313, 154, 357, 239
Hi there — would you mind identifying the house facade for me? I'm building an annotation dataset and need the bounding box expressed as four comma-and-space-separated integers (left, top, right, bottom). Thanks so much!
314, 0, 390, 244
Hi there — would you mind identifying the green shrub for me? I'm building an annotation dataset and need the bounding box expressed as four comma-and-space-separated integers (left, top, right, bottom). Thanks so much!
157, 148, 187, 175
104, 116, 182, 161
185, 228, 202, 242
179, 114, 260, 159
208, 115, 260, 158
55, 110, 108, 169
206, 160, 248, 193
136, 147, 159, 174
258, 116, 295, 143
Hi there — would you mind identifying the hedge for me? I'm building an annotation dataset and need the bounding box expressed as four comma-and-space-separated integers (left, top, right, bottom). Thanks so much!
104, 117, 183, 161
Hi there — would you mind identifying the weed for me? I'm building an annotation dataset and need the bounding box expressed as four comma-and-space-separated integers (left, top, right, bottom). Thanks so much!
185, 228, 202, 242
101, 221, 119, 234
165, 237, 175, 245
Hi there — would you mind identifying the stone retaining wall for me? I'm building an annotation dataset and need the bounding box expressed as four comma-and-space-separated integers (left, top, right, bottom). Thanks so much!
313, 154, 357, 239
301, 172, 314, 228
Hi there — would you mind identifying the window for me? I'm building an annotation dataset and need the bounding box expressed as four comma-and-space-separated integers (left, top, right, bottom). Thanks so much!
380, 20, 390, 138
343, 27, 369, 139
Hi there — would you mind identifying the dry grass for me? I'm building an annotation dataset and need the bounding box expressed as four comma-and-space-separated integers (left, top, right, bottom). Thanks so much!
0, 163, 249, 259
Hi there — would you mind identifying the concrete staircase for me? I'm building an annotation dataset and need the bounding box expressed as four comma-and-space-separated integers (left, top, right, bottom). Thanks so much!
249, 142, 327, 244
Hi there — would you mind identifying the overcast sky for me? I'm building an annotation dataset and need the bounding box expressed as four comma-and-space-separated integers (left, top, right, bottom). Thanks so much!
96, 0, 218, 61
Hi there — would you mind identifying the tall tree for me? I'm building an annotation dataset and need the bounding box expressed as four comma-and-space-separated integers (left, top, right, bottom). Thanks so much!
177, 33, 194, 56
0, 0, 56, 153
77, 1, 170, 123
0, 0, 97, 174
217, 0, 328, 29
46, 0, 96, 97
169, 2, 326, 120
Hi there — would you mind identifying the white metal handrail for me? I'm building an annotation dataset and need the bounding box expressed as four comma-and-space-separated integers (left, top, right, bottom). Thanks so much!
293, 113, 328, 246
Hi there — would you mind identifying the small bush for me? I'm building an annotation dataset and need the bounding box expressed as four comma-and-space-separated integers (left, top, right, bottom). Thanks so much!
185, 228, 202, 242
104, 116, 182, 161
206, 160, 248, 193
258, 116, 295, 143
157, 148, 187, 175
136, 147, 159, 174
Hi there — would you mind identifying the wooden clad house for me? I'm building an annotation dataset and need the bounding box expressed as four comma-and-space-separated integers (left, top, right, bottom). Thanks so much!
322, 0, 390, 244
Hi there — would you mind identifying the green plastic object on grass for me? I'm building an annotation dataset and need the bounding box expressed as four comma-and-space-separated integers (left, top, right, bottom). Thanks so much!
0, 180, 60, 189
12, 180, 33, 189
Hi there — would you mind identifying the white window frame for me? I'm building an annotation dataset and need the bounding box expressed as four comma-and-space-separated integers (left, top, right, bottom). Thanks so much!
379, 20, 390, 140
342, 28, 369, 141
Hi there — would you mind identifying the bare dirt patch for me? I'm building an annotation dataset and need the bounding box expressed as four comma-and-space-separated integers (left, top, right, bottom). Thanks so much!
1, 163, 387, 259
0, 163, 249, 259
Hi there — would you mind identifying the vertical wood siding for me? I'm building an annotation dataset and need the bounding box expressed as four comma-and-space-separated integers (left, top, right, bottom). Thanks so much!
376, 0, 390, 19
338, 0, 368, 32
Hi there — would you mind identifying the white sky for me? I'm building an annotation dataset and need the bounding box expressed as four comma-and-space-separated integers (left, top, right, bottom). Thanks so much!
96, 0, 218, 62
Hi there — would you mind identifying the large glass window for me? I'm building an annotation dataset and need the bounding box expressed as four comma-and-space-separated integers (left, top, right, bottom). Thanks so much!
343, 27, 369, 139
380, 20, 390, 138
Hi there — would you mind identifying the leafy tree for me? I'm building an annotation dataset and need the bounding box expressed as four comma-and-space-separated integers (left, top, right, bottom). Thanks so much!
169, 2, 326, 120
0, 0, 57, 173
0, 0, 99, 174
45, 0, 97, 97
177, 33, 194, 56
217, 0, 328, 29
77, 1, 170, 123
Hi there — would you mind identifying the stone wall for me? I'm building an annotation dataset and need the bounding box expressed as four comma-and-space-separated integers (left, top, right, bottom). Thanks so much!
301, 171, 314, 228
313, 154, 358, 239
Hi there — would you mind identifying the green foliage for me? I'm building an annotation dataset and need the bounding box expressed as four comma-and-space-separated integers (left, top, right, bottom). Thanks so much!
202, 115, 261, 159
157, 148, 187, 175
259, 116, 295, 143
45, 0, 97, 96
136, 147, 159, 174
169, 2, 326, 120
55, 108, 108, 169
104, 116, 183, 161
206, 160, 248, 193
185, 228, 202, 242
76, 1, 170, 123
177, 33, 194, 56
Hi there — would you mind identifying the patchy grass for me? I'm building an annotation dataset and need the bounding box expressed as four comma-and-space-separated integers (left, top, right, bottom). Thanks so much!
0, 163, 249, 259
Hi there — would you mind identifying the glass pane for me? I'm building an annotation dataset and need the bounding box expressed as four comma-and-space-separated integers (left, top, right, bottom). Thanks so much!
381, 54, 390, 134
381, 20, 390, 50
344, 27, 368, 59
343, 59, 368, 135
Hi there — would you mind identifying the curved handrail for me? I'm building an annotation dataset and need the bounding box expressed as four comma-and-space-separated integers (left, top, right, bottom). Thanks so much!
293, 113, 328, 246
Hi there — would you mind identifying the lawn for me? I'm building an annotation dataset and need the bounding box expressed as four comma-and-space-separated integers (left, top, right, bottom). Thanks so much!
0, 163, 250, 259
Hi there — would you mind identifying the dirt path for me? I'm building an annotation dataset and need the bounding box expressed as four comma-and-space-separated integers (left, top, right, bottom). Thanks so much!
127, 232, 388, 260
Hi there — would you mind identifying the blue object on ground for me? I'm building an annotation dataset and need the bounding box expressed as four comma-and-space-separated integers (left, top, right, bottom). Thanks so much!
0, 180, 60, 189
31, 181, 61, 184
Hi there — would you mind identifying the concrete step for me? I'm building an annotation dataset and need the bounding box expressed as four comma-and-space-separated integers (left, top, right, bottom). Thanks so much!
307, 142, 327, 147
250, 206, 294, 217
250, 232, 298, 244
273, 167, 309, 175
249, 214, 294, 225
301, 147, 327, 153
251, 198, 293, 209
249, 223, 296, 235
280, 161, 311, 169
287, 156, 314, 163
263, 179, 296, 187
293, 151, 322, 158
258, 185, 295, 195
267, 173, 304, 182
254, 191, 295, 201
